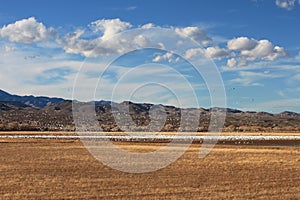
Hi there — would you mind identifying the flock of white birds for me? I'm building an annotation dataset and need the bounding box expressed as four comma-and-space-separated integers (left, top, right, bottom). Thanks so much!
1, 134, 300, 143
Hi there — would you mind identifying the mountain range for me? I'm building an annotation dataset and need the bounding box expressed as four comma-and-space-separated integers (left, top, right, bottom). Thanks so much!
0, 89, 65, 109
0, 89, 299, 132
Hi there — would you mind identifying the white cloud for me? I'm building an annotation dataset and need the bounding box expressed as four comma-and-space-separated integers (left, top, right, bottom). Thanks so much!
241, 40, 287, 61
0, 17, 55, 44
184, 48, 204, 59
56, 29, 96, 57
275, 0, 296, 10
57, 19, 168, 57
226, 37, 287, 65
57, 19, 287, 65
152, 52, 181, 63
1, 17, 287, 69
227, 58, 248, 68
227, 58, 237, 67
204, 46, 229, 59
133, 34, 149, 47
185, 36, 286, 66
184, 46, 228, 60
227, 37, 258, 51
57, 28, 154, 57
153, 52, 172, 62
58, 19, 212, 58
89, 18, 132, 40
175, 26, 211, 46
140, 23, 155, 29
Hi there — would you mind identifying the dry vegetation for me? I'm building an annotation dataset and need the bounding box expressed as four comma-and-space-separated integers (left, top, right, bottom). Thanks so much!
0, 135, 299, 199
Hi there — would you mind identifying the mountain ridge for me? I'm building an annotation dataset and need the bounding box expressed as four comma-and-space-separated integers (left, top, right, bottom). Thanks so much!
0, 89, 66, 109
0, 89, 298, 115
0, 89, 299, 132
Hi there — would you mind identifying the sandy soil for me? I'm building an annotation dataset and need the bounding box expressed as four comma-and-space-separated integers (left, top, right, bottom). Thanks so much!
0, 136, 299, 199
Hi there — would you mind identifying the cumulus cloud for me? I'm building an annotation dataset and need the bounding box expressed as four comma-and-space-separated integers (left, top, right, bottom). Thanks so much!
57, 19, 155, 57
175, 26, 211, 46
227, 37, 258, 51
184, 46, 228, 60
227, 58, 237, 68
89, 18, 132, 40
0, 17, 290, 68
183, 37, 287, 67
275, 0, 296, 10
204, 46, 229, 59
240, 40, 287, 61
0, 17, 55, 44
226, 57, 247, 67
59, 19, 212, 58
152, 52, 180, 63
57, 19, 175, 57
56, 29, 95, 57
226, 37, 287, 66
58, 29, 157, 57
153, 52, 172, 62
184, 48, 204, 59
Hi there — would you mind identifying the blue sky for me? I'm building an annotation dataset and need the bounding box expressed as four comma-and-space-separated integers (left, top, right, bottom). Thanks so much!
0, 0, 299, 113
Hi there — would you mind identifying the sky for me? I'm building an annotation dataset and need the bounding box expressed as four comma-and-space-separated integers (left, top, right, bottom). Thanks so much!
0, 0, 299, 113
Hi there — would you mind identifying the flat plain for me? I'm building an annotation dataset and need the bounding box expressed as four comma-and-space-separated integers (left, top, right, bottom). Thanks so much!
0, 132, 299, 199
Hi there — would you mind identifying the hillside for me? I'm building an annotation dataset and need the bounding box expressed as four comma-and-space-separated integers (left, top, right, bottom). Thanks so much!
0, 89, 65, 108
0, 89, 299, 132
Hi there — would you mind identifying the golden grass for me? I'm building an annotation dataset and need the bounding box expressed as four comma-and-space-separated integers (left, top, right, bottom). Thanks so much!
0, 137, 299, 199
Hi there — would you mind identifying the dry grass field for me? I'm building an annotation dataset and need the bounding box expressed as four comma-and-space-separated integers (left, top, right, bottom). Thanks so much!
0, 133, 300, 199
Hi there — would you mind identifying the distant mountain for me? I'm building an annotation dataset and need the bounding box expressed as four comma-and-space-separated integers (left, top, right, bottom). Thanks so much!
279, 111, 300, 117
0, 89, 65, 108
0, 101, 30, 111
0, 89, 299, 132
